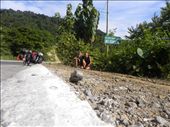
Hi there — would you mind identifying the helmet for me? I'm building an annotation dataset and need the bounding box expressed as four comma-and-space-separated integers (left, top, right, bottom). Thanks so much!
39, 52, 43, 56
25, 49, 28, 53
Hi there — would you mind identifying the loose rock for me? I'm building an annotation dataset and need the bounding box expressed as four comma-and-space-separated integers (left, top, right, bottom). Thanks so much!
136, 98, 145, 107
155, 116, 170, 127
128, 122, 144, 127
47, 64, 170, 127
69, 70, 83, 83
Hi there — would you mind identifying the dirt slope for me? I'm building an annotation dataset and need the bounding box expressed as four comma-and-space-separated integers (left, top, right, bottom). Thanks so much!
45, 64, 170, 127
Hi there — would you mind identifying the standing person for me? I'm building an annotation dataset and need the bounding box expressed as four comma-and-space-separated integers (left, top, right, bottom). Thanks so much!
31, 51, 37, 63
84, 52, 91, 70
23, 49, 28, 65
17, 48, 26, 61
37, 52, 44, 63
25, 50, 32, 66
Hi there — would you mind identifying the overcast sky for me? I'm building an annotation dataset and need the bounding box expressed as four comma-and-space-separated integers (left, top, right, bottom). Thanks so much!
1, 0, 166, 38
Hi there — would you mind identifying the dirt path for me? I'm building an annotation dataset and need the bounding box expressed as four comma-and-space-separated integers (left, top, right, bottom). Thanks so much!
45, 64, 170, 127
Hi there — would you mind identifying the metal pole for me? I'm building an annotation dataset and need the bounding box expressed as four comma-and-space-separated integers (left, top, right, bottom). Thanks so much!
106, 0, 109, 57
106, 0, 109, 35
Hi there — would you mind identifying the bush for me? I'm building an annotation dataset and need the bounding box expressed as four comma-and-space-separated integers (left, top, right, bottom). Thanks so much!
55, 1, 170, 79
56, 32, 80, 65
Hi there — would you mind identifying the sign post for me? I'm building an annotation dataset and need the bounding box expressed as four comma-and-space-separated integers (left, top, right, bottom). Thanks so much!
104, 35, 121, 56
107, 45, 109, 57
104, 36, 121, 44
106, 0, 109, 56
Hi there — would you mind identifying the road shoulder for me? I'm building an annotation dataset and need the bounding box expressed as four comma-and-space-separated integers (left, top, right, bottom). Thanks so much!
1, 64, 109, 127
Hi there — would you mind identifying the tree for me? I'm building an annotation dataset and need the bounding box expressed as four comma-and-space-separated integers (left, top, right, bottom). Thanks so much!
64, 4, 75, 33
160, 1, 170, 36
74, 0, 100, 44
108, 28, 117, 36
126, 1, 170, 40
55, 12, 61, 18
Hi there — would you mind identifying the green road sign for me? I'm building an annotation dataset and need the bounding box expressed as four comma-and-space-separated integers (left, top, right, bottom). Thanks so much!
104, 36, 121, 44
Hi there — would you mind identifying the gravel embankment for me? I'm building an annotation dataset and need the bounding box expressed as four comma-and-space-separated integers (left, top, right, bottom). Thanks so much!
46, 64, 170, 127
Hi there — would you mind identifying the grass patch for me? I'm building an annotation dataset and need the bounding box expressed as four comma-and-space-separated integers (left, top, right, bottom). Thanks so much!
0, 55, 16, 60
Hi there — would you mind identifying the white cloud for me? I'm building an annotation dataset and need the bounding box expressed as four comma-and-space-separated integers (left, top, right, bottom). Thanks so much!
1, 1, 42, 14
1, 1, 80, 17
95, 1, 165, 38
1, 1, 166, 38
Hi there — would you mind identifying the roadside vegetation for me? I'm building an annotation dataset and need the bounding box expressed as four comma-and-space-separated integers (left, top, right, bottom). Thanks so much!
0, 0, 169, 79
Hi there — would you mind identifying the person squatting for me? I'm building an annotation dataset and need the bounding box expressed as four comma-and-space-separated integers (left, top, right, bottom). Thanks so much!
75, 51, 92, 70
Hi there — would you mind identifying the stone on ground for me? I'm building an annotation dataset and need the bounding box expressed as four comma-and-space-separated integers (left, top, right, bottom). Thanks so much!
69, 70, 83, 83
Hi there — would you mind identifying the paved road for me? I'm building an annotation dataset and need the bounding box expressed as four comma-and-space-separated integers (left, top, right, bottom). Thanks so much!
1, 64, 107, 126
0, 60, 27, 81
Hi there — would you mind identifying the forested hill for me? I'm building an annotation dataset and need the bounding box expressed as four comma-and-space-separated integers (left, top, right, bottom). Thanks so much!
1, 9, 105, 36
0, 9, 62, 58
0, 9, 105, 57
0, 9, 61, 35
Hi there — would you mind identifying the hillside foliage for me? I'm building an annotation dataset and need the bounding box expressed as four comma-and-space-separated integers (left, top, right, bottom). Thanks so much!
0, 1, 170, 79
0, 9, 61, 60
56, 1, 170, 79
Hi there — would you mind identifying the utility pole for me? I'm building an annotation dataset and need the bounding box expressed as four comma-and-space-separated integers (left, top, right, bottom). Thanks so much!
106, 0, 109, 35
106, 0, 109, 57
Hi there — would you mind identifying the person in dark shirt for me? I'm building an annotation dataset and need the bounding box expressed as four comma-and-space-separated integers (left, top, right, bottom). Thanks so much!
25, 50, 32, 66
17, 48, 26, 60
75, 51, 85, 69
84, 52, 91, 70
31, 51, 38, 63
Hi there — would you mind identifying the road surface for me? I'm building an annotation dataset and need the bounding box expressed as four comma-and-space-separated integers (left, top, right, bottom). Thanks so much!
1, 62, 109, 127
0, 60, 27, 81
